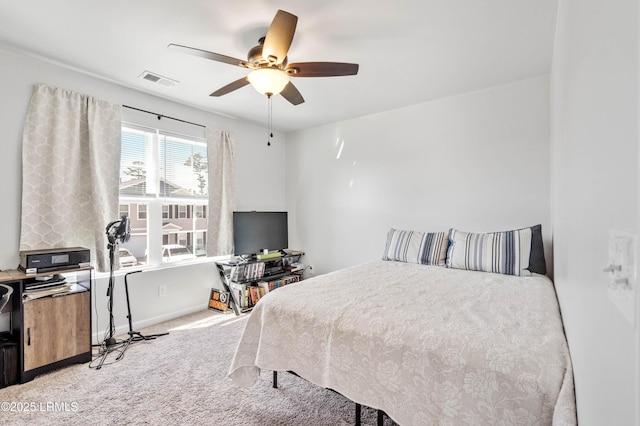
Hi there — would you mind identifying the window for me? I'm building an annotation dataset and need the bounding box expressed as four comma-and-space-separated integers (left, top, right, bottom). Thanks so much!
137, 204, 147, 220
119, 124, 208, 267
178, 205, 188, 219
195, 205, 206, 219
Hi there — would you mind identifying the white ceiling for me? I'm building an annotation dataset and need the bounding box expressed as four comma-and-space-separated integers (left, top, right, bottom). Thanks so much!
0, 0, 558, 133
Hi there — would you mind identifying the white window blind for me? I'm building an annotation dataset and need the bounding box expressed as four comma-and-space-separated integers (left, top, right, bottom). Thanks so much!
120, 125, 208, 200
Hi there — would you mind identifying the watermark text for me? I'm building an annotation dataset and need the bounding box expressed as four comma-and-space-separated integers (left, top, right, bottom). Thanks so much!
1, 401, 78, 412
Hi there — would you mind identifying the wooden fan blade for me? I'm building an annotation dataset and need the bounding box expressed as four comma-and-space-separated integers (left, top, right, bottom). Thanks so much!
285, 62, 360, 77
262, 10, 298, 65
210, 77, 250, 97
280, 82, 305, 105
168, 43, 250, 68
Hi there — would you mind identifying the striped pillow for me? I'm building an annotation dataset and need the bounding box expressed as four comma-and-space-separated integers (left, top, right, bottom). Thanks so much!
445, 227, 532, 276
382, 229, 448, 266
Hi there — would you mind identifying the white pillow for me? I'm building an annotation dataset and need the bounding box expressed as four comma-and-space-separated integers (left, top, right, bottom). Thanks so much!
382, 228, 448, 266
446, 227, 532, 276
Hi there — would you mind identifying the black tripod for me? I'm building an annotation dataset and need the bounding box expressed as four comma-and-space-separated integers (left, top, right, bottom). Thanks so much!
116, 270, 168, 360
95, 218, 128, 370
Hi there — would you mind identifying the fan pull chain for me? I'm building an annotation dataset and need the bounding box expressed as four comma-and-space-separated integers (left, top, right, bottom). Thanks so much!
267, 94, 274, 146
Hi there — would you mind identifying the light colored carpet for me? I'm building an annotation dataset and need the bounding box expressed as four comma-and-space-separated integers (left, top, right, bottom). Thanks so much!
0, 310, 389, 425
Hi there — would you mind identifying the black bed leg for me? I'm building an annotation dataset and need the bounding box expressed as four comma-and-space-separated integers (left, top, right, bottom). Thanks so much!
273, 371, 278, 388
377, 409, 384, 425
355, 403, 361, 426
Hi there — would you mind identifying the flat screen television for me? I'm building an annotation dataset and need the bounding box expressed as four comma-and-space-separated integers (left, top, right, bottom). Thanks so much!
233, 211, 288, 257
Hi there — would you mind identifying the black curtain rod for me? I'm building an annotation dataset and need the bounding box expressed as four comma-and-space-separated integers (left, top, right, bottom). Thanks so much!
122, 105, 206, 128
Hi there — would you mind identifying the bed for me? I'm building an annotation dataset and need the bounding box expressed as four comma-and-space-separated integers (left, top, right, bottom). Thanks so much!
228, 227, 577, 425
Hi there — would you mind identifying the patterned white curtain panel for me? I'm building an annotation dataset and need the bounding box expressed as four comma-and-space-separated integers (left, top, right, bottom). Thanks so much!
206, 128, 236, 256
20, 84, 121, 272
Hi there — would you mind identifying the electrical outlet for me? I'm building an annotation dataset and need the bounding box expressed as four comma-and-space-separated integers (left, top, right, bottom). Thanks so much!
158, 284, 167, 298
308, 265, 314, 274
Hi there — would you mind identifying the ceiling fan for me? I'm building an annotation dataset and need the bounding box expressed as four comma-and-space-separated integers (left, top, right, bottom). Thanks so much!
168, 9, 359, 105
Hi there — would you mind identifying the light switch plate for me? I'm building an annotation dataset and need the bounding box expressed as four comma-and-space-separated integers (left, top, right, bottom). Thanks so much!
607, 230, 636, 326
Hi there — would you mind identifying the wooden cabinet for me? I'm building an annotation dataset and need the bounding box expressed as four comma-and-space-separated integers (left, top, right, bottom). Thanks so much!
22, 291, 90, 372
0, 267, 93, 384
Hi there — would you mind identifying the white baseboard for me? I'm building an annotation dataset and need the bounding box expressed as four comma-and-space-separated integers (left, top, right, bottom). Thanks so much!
91, 304, 206, 344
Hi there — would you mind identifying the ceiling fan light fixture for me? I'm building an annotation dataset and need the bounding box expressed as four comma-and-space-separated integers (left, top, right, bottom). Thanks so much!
169, 10, 358, 106
247, 68, 290, 96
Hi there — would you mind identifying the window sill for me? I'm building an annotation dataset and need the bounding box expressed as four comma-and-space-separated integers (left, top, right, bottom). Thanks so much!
94, 254, 233, 279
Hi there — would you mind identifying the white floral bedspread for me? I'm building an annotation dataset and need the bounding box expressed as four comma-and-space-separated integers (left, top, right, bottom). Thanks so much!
229, 261, 576, 425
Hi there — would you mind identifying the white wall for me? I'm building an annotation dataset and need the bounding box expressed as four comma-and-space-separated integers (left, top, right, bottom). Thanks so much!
551, 0, 639, 424
0, 48, 288, 335
285, 76, 552, 275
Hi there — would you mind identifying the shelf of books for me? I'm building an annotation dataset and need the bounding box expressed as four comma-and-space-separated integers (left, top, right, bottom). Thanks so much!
229, 274, 300, 312
214, 250, 304, 315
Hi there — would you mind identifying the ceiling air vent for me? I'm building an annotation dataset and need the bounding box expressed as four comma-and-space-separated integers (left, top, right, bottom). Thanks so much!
138, 70, 179, 88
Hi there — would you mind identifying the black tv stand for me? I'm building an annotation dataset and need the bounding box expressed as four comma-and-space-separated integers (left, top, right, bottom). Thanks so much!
215, 250, 304, 315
